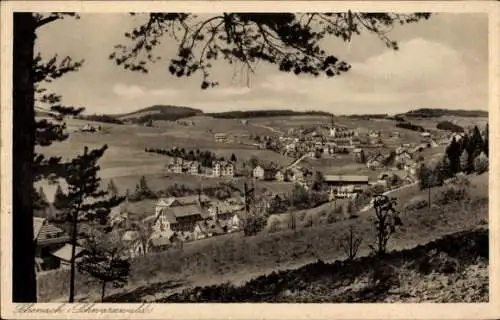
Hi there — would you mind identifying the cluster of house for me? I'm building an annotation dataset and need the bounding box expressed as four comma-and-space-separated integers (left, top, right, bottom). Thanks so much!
252, 164, 310, 183
78, 123, 102, 133
137, 194, 243, 253
33, 194, 246, 272
165, 157, 235, 178
363, 142, 435, 177
214, 133, 229, 143
259, 123, 398, 159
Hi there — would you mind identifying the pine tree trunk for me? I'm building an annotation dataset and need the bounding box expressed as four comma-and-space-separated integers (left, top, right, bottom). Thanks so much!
12, 13, 37, 302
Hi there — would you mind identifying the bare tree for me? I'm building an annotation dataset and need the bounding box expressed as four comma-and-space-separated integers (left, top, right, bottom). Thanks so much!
369, 195, 402, 255
78, 229, 130, 302
339, 226, 362, 261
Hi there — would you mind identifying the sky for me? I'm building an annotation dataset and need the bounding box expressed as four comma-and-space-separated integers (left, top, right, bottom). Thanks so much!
34, 13, 489, 115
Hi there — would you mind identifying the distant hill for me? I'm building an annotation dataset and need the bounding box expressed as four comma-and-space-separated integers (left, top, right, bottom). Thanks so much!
399, 108, 488, 118
206, 109, 334, 119
113, 105, 203, 123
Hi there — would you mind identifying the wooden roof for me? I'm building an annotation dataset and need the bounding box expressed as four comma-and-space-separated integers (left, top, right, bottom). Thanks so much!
34, 218, 70, 246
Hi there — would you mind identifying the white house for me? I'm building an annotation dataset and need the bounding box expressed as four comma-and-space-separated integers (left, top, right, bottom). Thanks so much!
420, 131, 431, 138
253, 165, 265, 180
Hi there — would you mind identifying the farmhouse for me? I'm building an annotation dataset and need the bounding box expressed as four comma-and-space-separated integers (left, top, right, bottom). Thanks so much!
158, 204, 210, 232
188, 161, 201, 175
194, 219, 225, 239
213, 160, 235, 177
404, 160, 419, 176
366, 152, 386, 169
208, 201, 236, 220
121, 230, 145, 258
50, 244, 88, 269
352, 148, 366, 163
287, 167, 305, 182
166, 157, 184, 174
275, 170, 286, 181
155, 195, 212, 216
420, 131, 431, 138
324, 175, 370, 199
395, 149, 413, 164
252, 165, 265, 180
214, 133, 228, 143
33, 217, 71, 272
329, 126, 358, 138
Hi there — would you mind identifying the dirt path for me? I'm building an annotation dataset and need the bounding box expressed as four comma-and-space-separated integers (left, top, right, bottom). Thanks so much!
359, 181, 419, 212
286, 154, 309, 169
253, 124, 285, 135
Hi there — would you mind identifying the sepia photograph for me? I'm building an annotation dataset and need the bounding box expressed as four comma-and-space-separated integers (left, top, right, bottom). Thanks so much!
1, 1, 499, 319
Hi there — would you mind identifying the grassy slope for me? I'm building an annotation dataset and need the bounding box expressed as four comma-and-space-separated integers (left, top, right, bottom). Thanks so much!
162, 228, 488, 303
38, 173, 488, 302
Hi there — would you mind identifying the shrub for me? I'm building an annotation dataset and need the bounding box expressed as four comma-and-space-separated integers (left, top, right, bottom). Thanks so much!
296, 211, 306, 221
405, 196, 429, 211
242, 214, 268, 236
370, 183, 386, 195
473, 153, 488, 174
326, 211, 339, 224
334, 204, 343, 214
267, 217, 281, 234
346, 201, 354, 214
304, 215, 314, 228
435, 184, 470, 205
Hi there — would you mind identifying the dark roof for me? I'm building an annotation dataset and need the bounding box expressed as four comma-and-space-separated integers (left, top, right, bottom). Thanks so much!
168, 204, 209, 219
36, 221, 70, 246
156, 209, 178, 224
324, 175, 369, 183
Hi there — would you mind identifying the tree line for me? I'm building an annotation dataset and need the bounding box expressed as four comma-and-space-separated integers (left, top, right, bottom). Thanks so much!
436, 121, 464, 133
395, 121, 426, 132
119, 176, 242, 202
418, 124, 489, 191
206, 109, 334, 119
402, 108, 488, 118
75, 114, 124, 124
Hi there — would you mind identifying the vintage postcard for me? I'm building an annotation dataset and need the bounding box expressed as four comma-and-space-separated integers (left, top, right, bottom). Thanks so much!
1, 1, 499, 319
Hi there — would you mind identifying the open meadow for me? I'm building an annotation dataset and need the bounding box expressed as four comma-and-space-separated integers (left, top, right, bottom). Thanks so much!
36, 116, 295, 200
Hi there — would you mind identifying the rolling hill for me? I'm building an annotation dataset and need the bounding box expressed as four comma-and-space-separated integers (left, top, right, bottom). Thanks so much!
398, 108, 488, 118
111, 105, 203, 123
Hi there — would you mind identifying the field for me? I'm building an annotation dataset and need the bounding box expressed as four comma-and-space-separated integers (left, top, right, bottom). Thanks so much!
37, 172, 488, 302
36, 113, 487, 216
36, 117, 295, 201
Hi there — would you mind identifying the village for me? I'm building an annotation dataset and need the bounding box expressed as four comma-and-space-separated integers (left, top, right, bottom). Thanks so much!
32, 115, 473, 274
